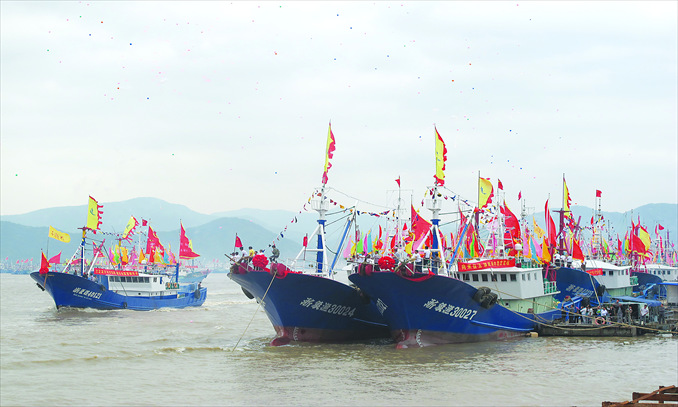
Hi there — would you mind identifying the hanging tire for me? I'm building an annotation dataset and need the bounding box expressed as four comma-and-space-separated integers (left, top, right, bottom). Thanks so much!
595, 285, 606, 297
480, 292, 498, 309
473, 287, 491, 303
242, 287, 254, 299
194, 289, 201, 299
99, 284, 106, 292
122, 302, 127, 309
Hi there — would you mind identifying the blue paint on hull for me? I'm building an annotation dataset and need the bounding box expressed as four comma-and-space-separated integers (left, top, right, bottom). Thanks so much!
31, 272, 206, 311
228, 270, 389, 343
348, 272, 564, 347
553, 267, 609, 304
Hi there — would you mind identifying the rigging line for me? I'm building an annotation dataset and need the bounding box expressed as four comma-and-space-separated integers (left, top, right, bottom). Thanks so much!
232, 273, 277, 352
326, 187, 392, 210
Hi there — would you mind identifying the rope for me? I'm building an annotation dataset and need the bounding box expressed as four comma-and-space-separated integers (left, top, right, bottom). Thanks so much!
481, 276, 675, 334
232, 272, 277, 351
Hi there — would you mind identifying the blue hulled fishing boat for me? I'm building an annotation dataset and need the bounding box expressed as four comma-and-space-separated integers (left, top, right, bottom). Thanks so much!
228, 124, 389, 345
31, 197, 206, 310
348, 127, 573, 348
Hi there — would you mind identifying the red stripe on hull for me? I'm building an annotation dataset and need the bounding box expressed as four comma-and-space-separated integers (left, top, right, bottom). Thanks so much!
393, 328, 528, 348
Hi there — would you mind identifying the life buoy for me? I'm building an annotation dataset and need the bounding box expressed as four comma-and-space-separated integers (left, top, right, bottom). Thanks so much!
594, 317, 605, 325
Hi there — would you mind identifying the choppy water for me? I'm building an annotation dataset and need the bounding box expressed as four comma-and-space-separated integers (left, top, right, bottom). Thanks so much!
1, 273, 675, 406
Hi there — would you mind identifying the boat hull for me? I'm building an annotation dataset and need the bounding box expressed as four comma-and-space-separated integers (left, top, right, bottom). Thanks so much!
31, 272, 206, 311
228, 268, 389, 345
554, 266, 608, 304
348, 271, 558, 348
631, 271, 662, 291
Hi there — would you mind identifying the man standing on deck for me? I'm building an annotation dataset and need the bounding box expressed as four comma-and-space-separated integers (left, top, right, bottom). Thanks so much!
640, 304, 649, 324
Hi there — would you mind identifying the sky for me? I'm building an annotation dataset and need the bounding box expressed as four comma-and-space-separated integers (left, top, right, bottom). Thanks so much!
1, 1, 676, 218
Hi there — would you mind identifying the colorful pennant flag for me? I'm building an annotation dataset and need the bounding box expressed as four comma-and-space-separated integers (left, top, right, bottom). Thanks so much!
433, 126, 447, 186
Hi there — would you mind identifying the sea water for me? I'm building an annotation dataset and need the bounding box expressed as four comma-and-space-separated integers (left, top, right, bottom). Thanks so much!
1, 273, 675, 406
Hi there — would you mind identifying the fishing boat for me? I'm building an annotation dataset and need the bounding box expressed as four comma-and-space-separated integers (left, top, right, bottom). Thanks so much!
31, 197, 207, 310
348, 128, 573, 348
227, 124, 389, 345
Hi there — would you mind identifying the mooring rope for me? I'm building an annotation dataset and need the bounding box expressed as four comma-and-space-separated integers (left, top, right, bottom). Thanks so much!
232, 271, 277, 351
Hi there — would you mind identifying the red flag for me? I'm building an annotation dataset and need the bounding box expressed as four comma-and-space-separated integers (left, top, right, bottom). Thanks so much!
658, 224, 665, 231
596, 190, 602, 197
498, 179, 504, 190
572, 239, 585, 261
303, 234, 308, 247
518, 191, 522, 201
142, 219, 148, 226
179, 222, 200, 259
411, 205, 432, 243
39, 252, 50, 274
48, 252, 61, 264
500, 203, 521, 242
235, 235, 243, 249
395, 177, 401, 187
146, 226, 164, 261
545, 199, 557, 247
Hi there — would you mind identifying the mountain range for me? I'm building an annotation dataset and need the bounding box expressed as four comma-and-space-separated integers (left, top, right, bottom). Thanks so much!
1, 198, 675, 269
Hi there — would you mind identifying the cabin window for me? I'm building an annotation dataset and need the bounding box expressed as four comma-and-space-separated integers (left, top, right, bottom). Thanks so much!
481, 274, 489, 282
491, 274, 497, 282
534, 273, 537, 280
522, 274, 526, 281
462, 274, 470, 281
500, 274, 507, 282
602, 271, 606, 276
527, 273, 531, 281
153, 277, 157, 282
510, 274, 517, 282
472, 274, 479, 282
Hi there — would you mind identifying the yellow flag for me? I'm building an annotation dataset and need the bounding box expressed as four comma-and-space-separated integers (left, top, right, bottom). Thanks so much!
48, 226, 71, 243
139, 249, 146, 263
541, 238, 551, 263
434, 127, 447, 186
86, 196, 103, 231
533, 218, 545, 239
563, 177, 571, 212
478, 177, 494, 209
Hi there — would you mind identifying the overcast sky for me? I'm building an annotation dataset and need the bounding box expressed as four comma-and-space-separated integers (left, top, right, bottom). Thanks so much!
1, 1, 676, 218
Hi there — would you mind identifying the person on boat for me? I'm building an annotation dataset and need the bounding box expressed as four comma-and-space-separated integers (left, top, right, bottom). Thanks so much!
625, 305, 633, 324
270, 245, 280, 262
394, 248, 407, 264
600, 306, 609, 324
423, 246, 431, 268
640, 304, 649, 324
248, 246, 255, 257
615, 301, 623, 323
554, 252, 562, 267
566, 254, 573, 268
412, 251, 422, 273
